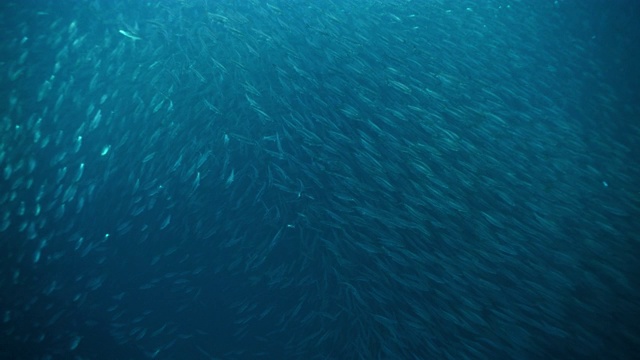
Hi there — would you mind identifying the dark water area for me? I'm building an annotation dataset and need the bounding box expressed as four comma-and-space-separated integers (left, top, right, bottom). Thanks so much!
1, 1, 639, 359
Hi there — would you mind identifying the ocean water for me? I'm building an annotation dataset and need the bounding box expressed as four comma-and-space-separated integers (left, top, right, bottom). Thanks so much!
1, 1, 638, 359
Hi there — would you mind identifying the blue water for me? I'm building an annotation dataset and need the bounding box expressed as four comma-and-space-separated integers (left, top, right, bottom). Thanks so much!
1, 1, 639, 359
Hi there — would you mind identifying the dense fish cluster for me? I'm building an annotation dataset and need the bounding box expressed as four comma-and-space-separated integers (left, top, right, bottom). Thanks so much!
1, 0, 638, 359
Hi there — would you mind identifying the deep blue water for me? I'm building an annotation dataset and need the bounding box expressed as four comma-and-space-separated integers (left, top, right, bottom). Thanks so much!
1, 1, 639, 359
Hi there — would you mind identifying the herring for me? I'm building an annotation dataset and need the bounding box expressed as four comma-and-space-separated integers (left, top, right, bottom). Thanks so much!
118, 29, 141, 41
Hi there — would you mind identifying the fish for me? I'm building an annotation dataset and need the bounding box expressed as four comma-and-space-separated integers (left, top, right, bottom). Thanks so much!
118, 29, 142, 41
